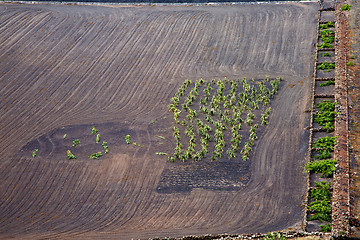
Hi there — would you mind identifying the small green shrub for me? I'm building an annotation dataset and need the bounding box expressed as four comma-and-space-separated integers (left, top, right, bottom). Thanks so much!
102, 141, 109, 154
347, 61, 354, 66
320, 21, 335, 29
317, 61, 335, 71
32, 149, 38, 158
320, 223, 331, 232
305, 159, 336, 177
91, 126, 98, 135
341, 3, 351, 11
319, 80, 335, 87
310, 181, 332, 201
66, 150, 77, 160
312, 136, 336, 152
262, 232, 287, 240
308, 200, 332, 222
318, 43, 334, 49
125, 135, 131, 144
89, 152, 102, 159
96, 134, 100, 143
321, 52, 332, 57
72, 139, 80, 147
314, 100, 336, 132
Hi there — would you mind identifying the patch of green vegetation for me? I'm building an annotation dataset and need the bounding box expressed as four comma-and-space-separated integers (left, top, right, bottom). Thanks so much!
91, 126, 98, 135
347, 61, 354, 66
341, 3, 351, 11
262, 232, 286, 240
314, 100, 336, 132
72, 139, 80, 147
32, 149, 38, 158
318, 43, 334, 49
321, 52, 332, 57
350, 54, 356, 59
89, 152, 102, 159
320, 21, 335, 30
63, 134, 67, 139
312, 136, 336, 152
125, 134, 131, 144
102, 141, 109, 154
306, 159, 336, 177
167, 77, 281, 162
96, 134, 100, 143
320, 223, 331, 232
308, 200, 331, 222
317, 61, 335, 72
319, 80, 335, 87
66, 150, 76, 160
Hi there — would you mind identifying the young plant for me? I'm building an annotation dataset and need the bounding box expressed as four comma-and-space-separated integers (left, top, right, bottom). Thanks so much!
102, 141, 109, 154
341, 3, 351, 11
66, 150, 76, 160
318, 43, 334, 49
91, 126, 98, 135
305, 159, 336, 177
32, 149, 38, 158
319, 80, 335, 87
96, 134, 101, 143
72, 139, 80, 147
89, 152, 102, 159
321, 52, 332, 57
317, 61, 335, 71
125, 135, 131, 144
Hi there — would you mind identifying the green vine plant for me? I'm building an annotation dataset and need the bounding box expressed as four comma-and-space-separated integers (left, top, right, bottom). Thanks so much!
307, 181, 332, 223
341, 3, 351, 11
319, 80, 335, 87
317, 61, 335, 72
165, 77, 281, 162
314, 100, 336, 132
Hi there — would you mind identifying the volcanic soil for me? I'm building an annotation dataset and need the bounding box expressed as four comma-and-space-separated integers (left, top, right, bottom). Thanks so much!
0, 2, 318, 239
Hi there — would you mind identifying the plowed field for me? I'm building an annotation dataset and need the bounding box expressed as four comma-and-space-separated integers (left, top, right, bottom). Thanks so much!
0, 3, 318, 239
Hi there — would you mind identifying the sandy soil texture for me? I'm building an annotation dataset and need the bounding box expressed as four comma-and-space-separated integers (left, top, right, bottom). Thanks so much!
0, 2, 318, 239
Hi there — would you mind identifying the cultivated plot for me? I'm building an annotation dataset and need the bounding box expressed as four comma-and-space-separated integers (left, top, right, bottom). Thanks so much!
0, 3, 317, 239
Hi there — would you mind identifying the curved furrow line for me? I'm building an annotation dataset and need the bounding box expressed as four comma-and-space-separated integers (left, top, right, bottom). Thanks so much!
99, 14, 183, 112
106, 11, 210, 116
0, 159, 45, 228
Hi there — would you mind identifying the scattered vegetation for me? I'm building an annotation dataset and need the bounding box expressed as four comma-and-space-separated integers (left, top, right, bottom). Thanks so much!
308, 181, 332, 222
164, 77, 281, 162
32, 149, 38, 158
66, 150, 77, 159
341, 3, 351, 11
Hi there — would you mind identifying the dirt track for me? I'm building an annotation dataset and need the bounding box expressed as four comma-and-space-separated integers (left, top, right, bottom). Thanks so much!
0, 3, 318, 239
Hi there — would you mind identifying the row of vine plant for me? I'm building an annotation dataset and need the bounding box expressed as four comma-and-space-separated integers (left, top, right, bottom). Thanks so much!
162, 77, 281, 163
304, 18, 337, 232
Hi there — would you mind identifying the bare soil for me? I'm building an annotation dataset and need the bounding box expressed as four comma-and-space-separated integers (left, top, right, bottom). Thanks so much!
0, 2, 318, 239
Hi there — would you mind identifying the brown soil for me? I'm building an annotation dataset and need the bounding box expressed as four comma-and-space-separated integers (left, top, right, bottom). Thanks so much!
0, 2, 318, 239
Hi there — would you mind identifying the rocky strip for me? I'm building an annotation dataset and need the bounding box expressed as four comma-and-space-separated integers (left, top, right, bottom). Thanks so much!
331, 1, 351, 236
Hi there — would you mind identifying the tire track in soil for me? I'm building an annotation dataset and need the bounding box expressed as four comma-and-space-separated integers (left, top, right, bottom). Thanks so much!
0, 3, 318, 239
